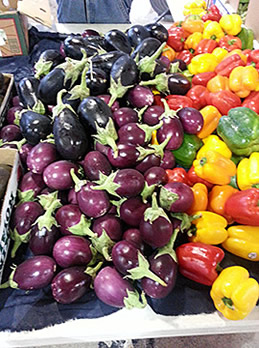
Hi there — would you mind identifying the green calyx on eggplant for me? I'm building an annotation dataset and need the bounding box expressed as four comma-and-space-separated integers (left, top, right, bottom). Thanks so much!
93, 118, 118, 157
131, 37, 162, 60
34, 49, 65, 79
17, 77, 45, 114
155, 228, 180, 263
103, 29, 131, 54
136, 136, 171, 162
53, 90, 89, 161
137, 42, 166, 78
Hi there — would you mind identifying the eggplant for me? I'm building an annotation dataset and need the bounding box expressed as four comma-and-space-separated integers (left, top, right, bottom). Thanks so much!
82, 28, 100, 37
19, 110, 52, 145
98, 94, 120, 112
120, 197, 149, 227
143, 105, 164, 126
113, 107, 138, 128
160, 150, 175, 170
91, 51, 125, 75
118, 122, 162, 146
127, 25, 150, 47
51, 266, 91, 304
26, 142, 58, 174
6, 105, 23, 125
82, 151, 112, 181
177, 107, 204, 134
104, 29, 131, 54
19, 143, 34, 164
92, 214, 122, 241
159, 182, 194, 213
34, 49, 65, 78
63, 35, 98, 60
0, 125, 22, 143
144, 166, 167, 186
43, 160, 78, 190
135, 153, 161, 173
127, 85, 154, 108
107, 143, 138, 169
29, 225, 60, 255
17, 77, 45, 114
86, 68, 108, 96
144, 23, 169, 43
18, 171, 45, 203
122, 228, 144, 251
131, 37, 162, 60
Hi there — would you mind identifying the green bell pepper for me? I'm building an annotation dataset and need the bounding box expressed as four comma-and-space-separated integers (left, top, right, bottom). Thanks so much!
217, 107, 259, 156
172, 133, 203, 168
237, 27, 254, 50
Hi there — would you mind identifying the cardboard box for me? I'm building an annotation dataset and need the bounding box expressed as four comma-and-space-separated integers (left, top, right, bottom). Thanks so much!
0, 148, 19, 281
0, 0, 52, 57
0, 73, 14, 128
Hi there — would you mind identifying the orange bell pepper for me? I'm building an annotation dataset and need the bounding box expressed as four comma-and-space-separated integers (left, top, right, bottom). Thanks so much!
182, 15, 204, 34
161, 45, 176, 62
208, 185, 239, 223
207, 75, 230, 93
187, 183, 208, 215
197, 105, 222, 139
229, 66, 259, 98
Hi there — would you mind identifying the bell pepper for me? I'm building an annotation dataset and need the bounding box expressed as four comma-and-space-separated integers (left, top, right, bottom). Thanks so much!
182, 15, 204, 34
224, 49, 247, 63
176, 50, 194, 65
193, 150, 237, 185
176, 242, 225, 286
210, 266, 259, 320
184, 32, 203, 51
197, 135, 232, 159
171, 133, 203, 168
246, 49, 259, 67
208, 185, 238, 223
237, 27, 254, 50
229, 66, 259, 98
186, 85, 210, 110
225, 188, 259, 226
184, 0, 206, 10
189, 210, 228, 245
217, 107, 259, 156
187, 165, 213, 189
188, 53, 218, 74
165, 168, 190, 185
187, 183, 208, 214
237, 152, 259, 190
165, 95, 194, 110
202, 5, 222, 22
222, 226, 259, 262
197, 105, 222, 139
207, 75, 230, 93
167, 27, 186, 52
191, 71, 216, 86
215, 54, 245, 77
242, 91, 259, 114
212, 47, 228, 62
161, 45, 176, 62
203, 21, 225, 42
218, 35, 242, 52
206, 90, 241, 115
219, 14, 242, 36
195, 39, 218, 55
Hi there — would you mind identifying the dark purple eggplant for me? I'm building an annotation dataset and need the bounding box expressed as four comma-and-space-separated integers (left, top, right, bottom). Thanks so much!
157, 116, 184, 151
0, 125, 22, 143
53, 235, 92, 268
113, 107, 138, 128
82, 151, 111, 181
6, 105, 23, 125
120, 197, 149, 227
18, 171, 45, 203
160, 150, 175, 170
172, 58, 187, 71
107, 143, 138, 169
63, 35, 98, 60
17, 77, 45, 114
43, 160, 78, 190
127, 25, 150, 47
95, 141, 110, 157
177, 107, 204, 134
135, 153, 161, 173
98, 94, 120, 112
68, 188, 77, 204
12, 95, 20, 106
123, 228, 144, 251
144, 23, 169, 43
104, 29, 131, 54
144, 166, 167, 186
19, 110, 52, 145
91, 51, 125, 75
51, 266, 91, 304
118, 122, 162, 146
19, 143, 34, 164
34, 49, 65, 78
141, 253, 177, 299
142, 105, 164, 126
127, 85, 154, 108
82, 29, 100, 37
159, 182, 194, 213
131, 37, 161, 60
29, 225, 60, 255
86, 68, 108, 96
92, 214, 122, 241
26, 142, 58, 174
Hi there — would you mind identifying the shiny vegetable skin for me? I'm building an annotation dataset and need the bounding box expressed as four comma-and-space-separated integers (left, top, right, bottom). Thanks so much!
0, 125, 22, 143
82, 151, 111, 181
160, 182, 194, 213
127, 25, 150, 47
92, 214, 122, 241
17, 77, 42, 110
26, 142, 58, 174
120, 197, 149, 227
18, 171, 45, 201
20, 111, 52, 145
29, 225, 60, 255
43, 161, 78, 190
55, 204, 85, 236
104, 29, 131, 54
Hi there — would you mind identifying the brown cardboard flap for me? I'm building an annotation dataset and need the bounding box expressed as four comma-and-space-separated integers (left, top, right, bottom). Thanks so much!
17, 0, 52, 27
0, 0, 18, 12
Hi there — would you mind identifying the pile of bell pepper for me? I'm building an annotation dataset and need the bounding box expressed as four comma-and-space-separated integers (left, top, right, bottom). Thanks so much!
153, 0, 259, 321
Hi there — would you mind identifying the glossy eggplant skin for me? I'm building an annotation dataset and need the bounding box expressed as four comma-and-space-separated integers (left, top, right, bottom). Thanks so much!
17, 77, 41, 109
168, 73, 191, 95
37, 49, 64, 69
127, 25, 150, 47
86, 68, 108, 96
144, 23, 169, 43
20, 111, 52, 145
53, 108, 89, 160
78, 96, 112, 133
91, 51, 125, 75
38, 68, 66, 106
131, 37, 162, 60
104, 29, 131, 54
111, 55, 138, 87
63, 35, 98, 60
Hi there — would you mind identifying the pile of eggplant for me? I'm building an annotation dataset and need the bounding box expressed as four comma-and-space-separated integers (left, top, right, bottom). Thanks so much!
0, 23, 199, 308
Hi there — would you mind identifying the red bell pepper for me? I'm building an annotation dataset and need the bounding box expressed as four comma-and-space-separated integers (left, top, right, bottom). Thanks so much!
206, 90, 241, 115
247, 49, 259, 65
153, 94, 164, 108
225, 188, 259, 226
195, 39, 218, 55
215, 54, 245, 77
202, 5, 222, 22
191, 71, 217, 87
186, 85, 210, 110
165, 168, 190, 185
187, 165, 214, 189
242, 91, 259, 114
218, 35, 242, 52
176, 50, 194, 65
176, 242, 225, 286
165, 95, 194, 110
167, 27, 186, 52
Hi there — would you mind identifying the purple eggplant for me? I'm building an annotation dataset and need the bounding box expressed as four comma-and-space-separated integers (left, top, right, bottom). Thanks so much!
123, 228, 144, 251
113, 107, 138, 128
63, 35, 98, 60
104, 29, 131, 54
18, 171, 45, 203
29, 225, 60, 255
135, 153, 161, 173
43, 160, 78, 190
95, 142, 110, 157
53, 235, 92, 268
34, 49, 65, 78
172, 58, 187, 71
51, 266, 91, 304
26, 142, 58, 174
86, 68, 108, 96
82, 151, 111, 181
92, 214, 122, 241
144, 166, 167, 186
82, 28, 100, 37
127, 85, 154, 108
12, 95, 20, 106
92, 51, 125, 75
17, 77, 45, 113
6, 105, 23, 125
127, 25, 150, 47
7, 256, 57, 290
68, 188, 77, 204
145, 23, 169, 43
159, 182, 194, 213
0, 125, 22, 143
19, 143, 33, 164
157, 117, 184, 151
118, 122, 162, 146
107, 143, 138, 169
98, 94, 120, 112
120, 197, 149, 227
177, 107, 204, 134
160, 150, 175, 170
132, 37, 162, 60
141, 253, 177, 299
142, 105, 164, 126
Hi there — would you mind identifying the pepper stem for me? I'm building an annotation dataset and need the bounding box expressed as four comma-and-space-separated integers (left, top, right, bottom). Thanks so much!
222, 296, 234, 310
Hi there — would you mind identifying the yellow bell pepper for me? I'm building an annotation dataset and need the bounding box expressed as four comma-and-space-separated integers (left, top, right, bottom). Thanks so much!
237, 152, 259, 190
189, 211, 228, 245
183, 8, 207, 17
212, 47, 228, 63
219, 14, 242, 36
183, 0, 207, 17
222, 225, 259, 261
224, 49, 247, 63
207, 75, 230, 93
203, 21, 225, 42
210, 266, 259, 320
184, 32, 203, 51
151, 130, 159, 145
229, 66, 259, 98
188, 53, 218, 74
197, 135, 232, 159
193, 150, 237, 185
184, 0, 206, 9
197, 106, 222, 139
